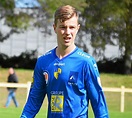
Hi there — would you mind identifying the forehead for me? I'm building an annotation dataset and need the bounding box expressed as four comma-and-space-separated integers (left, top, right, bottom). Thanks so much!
57, 15, 78, 26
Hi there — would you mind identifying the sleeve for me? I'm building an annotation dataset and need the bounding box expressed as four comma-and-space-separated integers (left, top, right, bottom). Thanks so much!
20, 58, 47, 118
84, 58, 109, 118
14, 74, 19, 83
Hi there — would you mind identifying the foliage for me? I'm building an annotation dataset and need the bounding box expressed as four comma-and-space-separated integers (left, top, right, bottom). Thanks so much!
0, 0, 87, 42
39, 0, 87, 16
0, 0, 30, 42
0, 0, 51, 42
80, 0, 132, 74
0, 50, 37, 69
0, 0, 132, 74
0, 51, 131, 74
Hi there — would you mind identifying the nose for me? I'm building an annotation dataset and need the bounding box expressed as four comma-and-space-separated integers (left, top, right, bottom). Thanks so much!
65, 28, 70, 35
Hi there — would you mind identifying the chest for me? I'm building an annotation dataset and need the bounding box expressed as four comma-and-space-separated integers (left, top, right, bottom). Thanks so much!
43, 59, 85, 88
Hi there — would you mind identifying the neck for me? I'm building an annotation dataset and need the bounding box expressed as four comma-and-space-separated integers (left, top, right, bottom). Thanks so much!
56, 45, 76, 59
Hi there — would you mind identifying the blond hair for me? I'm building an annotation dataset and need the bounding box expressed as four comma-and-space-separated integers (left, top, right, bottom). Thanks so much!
54, 5, 79, 25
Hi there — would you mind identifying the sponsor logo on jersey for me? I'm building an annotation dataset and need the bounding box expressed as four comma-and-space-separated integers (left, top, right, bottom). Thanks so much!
50, 91, 64, 112
77, 52, 90, 58
54, 62, 65, 66
68, 71, 78, 85
45, 51, 52, 55
54, 68, 62, 79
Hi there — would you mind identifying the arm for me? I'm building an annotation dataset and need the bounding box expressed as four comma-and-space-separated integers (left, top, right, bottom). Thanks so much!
13, 74, 19, 83
20, 59, 47, 118
85, 59, 109, 118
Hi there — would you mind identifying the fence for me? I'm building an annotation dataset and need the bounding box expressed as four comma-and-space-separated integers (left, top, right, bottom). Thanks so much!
0, 83, 132, 112
103, 86, 132, 112
0, 82, 31, 101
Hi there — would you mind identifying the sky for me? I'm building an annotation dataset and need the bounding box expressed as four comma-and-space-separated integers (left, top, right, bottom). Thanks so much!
15, 0, 41, 8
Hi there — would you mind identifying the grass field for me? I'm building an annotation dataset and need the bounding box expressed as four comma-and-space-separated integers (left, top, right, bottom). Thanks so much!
0, 107, 132, 118
0, 68, 132, 118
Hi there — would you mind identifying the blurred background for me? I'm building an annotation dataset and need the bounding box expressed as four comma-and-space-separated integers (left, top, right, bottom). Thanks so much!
0, 0, 132, 118
0, 0, 131, 74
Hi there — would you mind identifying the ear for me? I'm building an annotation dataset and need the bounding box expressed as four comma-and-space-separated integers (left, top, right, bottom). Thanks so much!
76, 24, 80, 33
53, 24, 57, 33
77, 24, 80, 30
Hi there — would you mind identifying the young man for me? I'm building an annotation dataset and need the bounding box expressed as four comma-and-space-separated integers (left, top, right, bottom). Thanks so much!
21, 5, 109, 118
5, 67, 19, 107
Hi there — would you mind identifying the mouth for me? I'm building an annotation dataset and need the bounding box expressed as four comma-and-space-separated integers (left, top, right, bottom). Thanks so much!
64, 37, 71, 42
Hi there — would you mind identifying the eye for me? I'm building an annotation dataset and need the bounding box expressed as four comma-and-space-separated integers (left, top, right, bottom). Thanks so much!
59, 26, 66, 29
69, 26, 76, 29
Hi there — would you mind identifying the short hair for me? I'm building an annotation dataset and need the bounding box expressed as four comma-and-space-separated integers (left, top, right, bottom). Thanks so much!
54, 5, 79, 25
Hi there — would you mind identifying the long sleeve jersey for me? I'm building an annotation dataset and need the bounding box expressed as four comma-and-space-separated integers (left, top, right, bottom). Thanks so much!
21, 47, 109, 118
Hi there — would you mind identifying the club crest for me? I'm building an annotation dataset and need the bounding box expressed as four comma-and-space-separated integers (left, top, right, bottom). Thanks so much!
43, 71, 49, 84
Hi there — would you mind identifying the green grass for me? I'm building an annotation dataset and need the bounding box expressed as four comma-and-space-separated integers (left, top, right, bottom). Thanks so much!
0, 107, 132, 118
0, 107, 47, 118
0, 68, 132, 118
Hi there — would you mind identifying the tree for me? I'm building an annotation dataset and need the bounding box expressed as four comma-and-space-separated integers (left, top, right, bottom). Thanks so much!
80, 0, 132, 74
0, 0, 86, 42
0, 0, 32, 42
0, 0, 52, 42
1, 0, 131, 74
39, 0, 86, 15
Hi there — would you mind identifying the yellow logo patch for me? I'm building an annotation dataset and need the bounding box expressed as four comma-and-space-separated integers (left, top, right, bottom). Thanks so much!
51, 95, 64, 112
54, 68, 62, 79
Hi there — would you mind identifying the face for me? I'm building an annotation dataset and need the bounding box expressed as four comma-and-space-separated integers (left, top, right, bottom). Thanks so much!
9, 68, 14, 74
53, 15, 80, 49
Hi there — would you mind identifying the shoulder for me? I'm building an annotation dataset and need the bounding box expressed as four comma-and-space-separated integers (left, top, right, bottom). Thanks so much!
38, 48, 55, 62
35, 48, 56, 68
76, 48, 99, 74
75, 48, 98, 70
76, 48, 96, 63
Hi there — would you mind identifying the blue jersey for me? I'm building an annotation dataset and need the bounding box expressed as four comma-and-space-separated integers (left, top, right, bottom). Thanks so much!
21, 47, 109, 118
